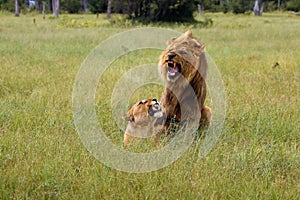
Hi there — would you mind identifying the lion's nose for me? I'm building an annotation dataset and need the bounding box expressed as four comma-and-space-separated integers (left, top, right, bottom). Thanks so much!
167, 53, 176, 60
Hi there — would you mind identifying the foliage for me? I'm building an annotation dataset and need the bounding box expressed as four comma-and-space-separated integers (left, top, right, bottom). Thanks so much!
88, 0, 107, 14
153, 0, 196, 22
61, 0, 81, 14
196, 0, 300, 14
111, 0, 197, 22
0, 0, 14, 12
232, 0, 250, 14
1, 0, 300, 18
287, 0, 300, 12
55, 14, 213, 29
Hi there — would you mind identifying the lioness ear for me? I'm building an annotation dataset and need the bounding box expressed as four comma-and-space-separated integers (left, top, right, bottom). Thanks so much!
122, 113, 134, 122
185, 30, 192, 37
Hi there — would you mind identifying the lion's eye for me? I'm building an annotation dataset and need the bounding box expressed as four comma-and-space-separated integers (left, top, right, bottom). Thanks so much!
152, 98, 157, 102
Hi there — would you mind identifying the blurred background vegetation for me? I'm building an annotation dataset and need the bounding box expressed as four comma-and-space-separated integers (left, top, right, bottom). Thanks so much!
1, 0, 300, 22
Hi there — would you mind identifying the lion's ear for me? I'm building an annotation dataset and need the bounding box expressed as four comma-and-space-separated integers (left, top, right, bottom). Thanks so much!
122, 113, 134, 122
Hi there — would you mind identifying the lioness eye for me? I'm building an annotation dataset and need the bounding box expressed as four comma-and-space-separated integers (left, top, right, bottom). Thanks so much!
138, 100, 147, 105
152, 98, 157, 102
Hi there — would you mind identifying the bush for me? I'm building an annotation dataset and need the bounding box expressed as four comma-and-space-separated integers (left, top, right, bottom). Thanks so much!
61, 0, 81, 14
111, 0, 197, 22
264, 1, 277, 12
232, 0, 248, 14
88, 0, 107, 14
1, 0, 15, 12
287, 0, 300, 12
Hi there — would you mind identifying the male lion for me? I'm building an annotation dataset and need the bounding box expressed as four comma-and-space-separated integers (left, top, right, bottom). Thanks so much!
123, 98, 164, 148
158, 31, 212, 131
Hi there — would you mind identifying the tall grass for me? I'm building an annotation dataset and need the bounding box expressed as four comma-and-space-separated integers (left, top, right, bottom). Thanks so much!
0, 12, 299, 199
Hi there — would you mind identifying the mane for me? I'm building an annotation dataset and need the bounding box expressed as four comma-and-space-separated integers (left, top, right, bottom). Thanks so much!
159, 31, 208, 123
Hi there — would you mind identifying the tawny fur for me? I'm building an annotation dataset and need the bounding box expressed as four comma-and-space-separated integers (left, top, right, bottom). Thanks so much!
158, 31, 212, 130
123, 98, 164, 148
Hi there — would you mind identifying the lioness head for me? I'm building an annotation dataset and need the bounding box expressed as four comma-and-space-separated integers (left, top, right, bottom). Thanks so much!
123, 98, 164, 126
158, 31, 207, 83
123, 98, 165, 148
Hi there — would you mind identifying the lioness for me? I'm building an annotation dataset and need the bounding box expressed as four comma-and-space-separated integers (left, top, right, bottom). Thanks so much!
123, 98, 165, 148
158, 31, 212, 131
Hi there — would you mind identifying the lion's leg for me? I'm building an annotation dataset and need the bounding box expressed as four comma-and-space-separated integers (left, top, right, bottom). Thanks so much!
154, 134, 160, 147
123, 133, 135, 148
200, 105, 212, 128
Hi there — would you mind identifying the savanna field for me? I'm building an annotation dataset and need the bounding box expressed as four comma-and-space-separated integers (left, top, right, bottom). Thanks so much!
0, 12, 299, 199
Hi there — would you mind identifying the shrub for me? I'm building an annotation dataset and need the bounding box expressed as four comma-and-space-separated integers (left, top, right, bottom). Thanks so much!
287, 0, 300, 12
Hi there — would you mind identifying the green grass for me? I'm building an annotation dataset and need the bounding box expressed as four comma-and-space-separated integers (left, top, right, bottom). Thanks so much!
0, 12, 299, 199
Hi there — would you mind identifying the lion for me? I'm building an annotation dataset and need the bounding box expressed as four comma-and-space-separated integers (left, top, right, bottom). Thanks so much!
158, 31, 212, 131
122, 98, 165, 148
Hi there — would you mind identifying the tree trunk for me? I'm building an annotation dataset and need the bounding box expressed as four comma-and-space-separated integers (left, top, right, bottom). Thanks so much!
82, 0, 88, 13
15, 0, 19, 17
126, 0, 135, 18
107, 0, 112, 19
42, 1, 46, 19
35, 0, 42, 13
144, 0, 150, 17
254, 0, 261, 16
197, 4, 202, 15
49, 0, 52, 12
52, 0, 59, 18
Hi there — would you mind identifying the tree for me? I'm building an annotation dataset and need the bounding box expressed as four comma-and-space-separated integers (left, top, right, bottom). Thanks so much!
88, 0, 107, 14
107, 0, 112, 18
42, 1, 46, 19
14, 0, 19, 16
52, 0, 59, 18
62, 0, 81, 13
232, 0, 249, 14
254, 0, 263, 16
116, 0, 196, 22
82, 0, 88, 13
2, 0, 299, 17
36, 0, 43, 13
287, 0, 300, 12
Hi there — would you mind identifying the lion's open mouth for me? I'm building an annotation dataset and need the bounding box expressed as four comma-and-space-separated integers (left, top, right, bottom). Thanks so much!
167, 61, 181, 79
